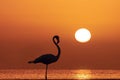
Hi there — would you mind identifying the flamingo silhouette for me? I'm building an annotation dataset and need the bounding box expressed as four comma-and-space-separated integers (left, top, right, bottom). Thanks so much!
28, 35, 61, 80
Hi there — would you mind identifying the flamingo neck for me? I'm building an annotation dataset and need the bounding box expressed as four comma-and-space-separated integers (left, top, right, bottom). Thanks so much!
53, 38, 61, 60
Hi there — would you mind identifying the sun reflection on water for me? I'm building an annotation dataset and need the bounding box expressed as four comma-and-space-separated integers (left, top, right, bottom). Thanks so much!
74, 70, 91, 79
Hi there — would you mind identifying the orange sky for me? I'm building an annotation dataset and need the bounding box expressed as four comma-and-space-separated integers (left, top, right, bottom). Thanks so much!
0, 0, 120, 69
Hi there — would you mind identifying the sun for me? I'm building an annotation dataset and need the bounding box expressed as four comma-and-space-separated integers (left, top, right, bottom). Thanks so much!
75, 28, 91, 43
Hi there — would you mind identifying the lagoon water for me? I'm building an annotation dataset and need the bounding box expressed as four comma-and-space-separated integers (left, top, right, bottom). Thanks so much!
0, 69, 120, 79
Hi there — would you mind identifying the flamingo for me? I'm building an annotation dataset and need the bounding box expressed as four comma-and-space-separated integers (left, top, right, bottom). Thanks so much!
28, 35, 61, 80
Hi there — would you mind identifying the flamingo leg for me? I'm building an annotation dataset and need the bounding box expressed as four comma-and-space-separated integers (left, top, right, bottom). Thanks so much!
45, 64, 48, 80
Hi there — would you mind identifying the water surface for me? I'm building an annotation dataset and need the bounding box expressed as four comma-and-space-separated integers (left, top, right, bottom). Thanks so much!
0, 69, 120, 79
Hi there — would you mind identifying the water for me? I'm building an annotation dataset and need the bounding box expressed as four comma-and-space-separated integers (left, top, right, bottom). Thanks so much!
0, 69, 120, 79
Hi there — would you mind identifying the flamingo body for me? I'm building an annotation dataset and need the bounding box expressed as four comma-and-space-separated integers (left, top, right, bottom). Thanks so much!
29, 54, 57, 64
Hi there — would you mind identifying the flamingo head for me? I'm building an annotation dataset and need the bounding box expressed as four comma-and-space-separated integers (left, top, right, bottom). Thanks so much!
53, 35, 60, 44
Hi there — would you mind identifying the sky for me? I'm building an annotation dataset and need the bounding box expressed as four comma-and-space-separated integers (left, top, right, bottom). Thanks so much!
0, 0, 120, 69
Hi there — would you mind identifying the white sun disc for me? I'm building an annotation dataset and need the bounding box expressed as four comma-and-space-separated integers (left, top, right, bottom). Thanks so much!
75, 28, 91, 43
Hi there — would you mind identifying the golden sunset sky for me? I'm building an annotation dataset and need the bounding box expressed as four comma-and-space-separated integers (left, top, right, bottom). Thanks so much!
0, 0, 120, 69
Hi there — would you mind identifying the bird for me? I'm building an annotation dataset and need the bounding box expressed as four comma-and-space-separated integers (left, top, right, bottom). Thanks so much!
28, 35, 61, 80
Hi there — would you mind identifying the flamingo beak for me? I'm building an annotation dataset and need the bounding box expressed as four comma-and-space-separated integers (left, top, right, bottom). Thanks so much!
57, 37, 59, 44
